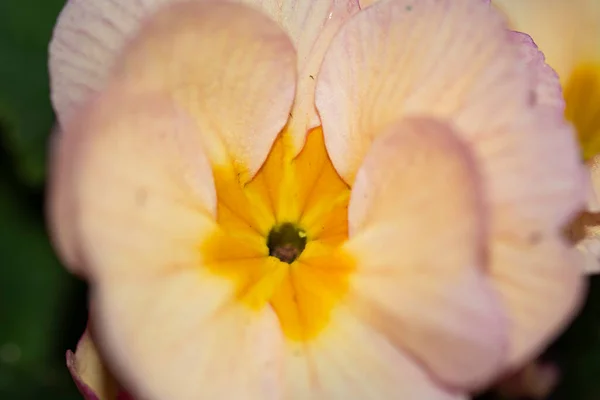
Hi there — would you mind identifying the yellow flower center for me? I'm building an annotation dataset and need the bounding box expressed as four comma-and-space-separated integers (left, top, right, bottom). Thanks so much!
564, 63, 600, 161
201, 127, 355, 341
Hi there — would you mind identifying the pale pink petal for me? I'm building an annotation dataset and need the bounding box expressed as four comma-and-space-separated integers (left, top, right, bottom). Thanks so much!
107, 2, 296, 179
90, 271, 284, 400
510, 32, 565, 111
316, 0, 576, 201
47, 127, 83, 274
493, 0, 600, 80
66, 328, 118, 400
59, 88, 217, 281
347, 117, 484, 238
49, 0, 173, 125
361, 0, 491, 10
51, 1, 296, 179
242, 0, 359, 154
48, 2, 298, 273
485, 108, 585, 240
489, 235, 585, 367
358, 0, 376, 7
487, 111, 586, 366
316, 0, 583, 233
292, 307, 466, 399
318, 0, 519, 182
50, 0, 357, 156
315, 0, 585, 370
344, 118, 507, 389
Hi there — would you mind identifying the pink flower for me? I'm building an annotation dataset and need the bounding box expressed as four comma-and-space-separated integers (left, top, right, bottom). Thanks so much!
48, 0, 586, 398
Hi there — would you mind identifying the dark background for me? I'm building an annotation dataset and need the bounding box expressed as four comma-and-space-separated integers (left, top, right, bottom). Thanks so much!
0, 1, 599, 399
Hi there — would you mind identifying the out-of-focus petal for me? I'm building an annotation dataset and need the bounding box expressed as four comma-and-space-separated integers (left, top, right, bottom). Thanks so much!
90, 272, 284, 400
346, 117, 483, 239
489, 108, 585, 239
485, 111, 586, 366
493, 0, 600, 80
47, 127, 83, 273
49, 0, 170, 125
489, 236, 585, 367
344, 118, 507, 389
66, 329, 118, 400
361, 0, 491, 10
109, 1, 296, 180
510, 32, 565, 111
63, 88, 216, 281
286, 307, 467, 400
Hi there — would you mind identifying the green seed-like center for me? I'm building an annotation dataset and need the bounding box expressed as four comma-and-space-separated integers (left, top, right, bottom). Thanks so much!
267, 223, 307, 264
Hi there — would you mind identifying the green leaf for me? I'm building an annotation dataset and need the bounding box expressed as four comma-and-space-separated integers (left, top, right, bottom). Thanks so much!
0, 163, 85, 396
0, 0, 65, 187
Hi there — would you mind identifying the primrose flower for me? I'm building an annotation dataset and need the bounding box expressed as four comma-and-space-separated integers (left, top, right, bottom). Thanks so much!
491, 0, 600, 272
48, 0, 586, 398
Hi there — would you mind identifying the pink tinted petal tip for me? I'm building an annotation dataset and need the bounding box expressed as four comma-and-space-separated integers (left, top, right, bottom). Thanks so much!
67, 349, 101, 400
66, 329, 133, 399
510, 31, 565, 111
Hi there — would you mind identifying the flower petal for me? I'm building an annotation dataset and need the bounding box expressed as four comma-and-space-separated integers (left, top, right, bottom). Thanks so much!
292, 308, 466, 399
47, 127, 84, 273
50, 0, 357, 155
485, 112, 586, 366
246, 0, 359, 154
50, 1, 296, 179
317, 0, 519, 181
317, 0, 584, 232
489, 235, 586, 367
48, 1, 299, 274
90, 271, 284, 400
110, 1, 296, 180
493, 0, 600, 79
49, 0, 167, 125
61, 88, 217, 281
510, 32, 565, 111
66, 328, 118, 400
344, 117, 507, 389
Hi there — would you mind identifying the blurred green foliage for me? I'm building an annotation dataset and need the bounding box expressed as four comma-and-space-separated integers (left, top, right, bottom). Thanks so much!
0, 0, 87, 398
0, 0, 600, 399
0, 0, 65, 186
